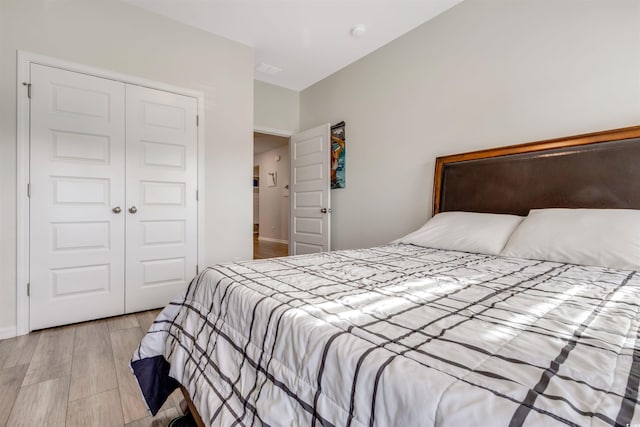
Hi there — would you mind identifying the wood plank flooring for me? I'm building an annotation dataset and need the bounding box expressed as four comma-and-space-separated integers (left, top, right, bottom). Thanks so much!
0, 240, 289, 426
253, 234, 288, 259
0, 310, 185, 427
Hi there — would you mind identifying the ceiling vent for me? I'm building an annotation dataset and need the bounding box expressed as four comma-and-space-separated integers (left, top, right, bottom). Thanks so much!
256, 63, 283, 75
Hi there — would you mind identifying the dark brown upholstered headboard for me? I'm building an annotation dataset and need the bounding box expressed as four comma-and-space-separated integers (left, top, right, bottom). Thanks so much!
433, 126, 640, 216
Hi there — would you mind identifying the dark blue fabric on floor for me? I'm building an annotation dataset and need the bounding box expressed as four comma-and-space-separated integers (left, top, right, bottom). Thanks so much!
131, 355, 180, 415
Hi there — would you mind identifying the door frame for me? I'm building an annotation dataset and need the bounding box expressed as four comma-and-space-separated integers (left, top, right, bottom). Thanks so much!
254, 126, 293, 138
16, 51, 205, 335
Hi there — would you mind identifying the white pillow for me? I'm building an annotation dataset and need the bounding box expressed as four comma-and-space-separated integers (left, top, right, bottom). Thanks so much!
396, 211, 524, 255
501, 208, 640, 271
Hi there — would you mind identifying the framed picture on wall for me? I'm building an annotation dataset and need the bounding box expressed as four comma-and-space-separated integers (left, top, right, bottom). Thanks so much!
331, 121, 345, 189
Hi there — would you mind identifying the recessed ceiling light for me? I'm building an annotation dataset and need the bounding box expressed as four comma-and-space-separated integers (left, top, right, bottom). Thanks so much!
350, 24, 367, 38
256, 63, 283, 75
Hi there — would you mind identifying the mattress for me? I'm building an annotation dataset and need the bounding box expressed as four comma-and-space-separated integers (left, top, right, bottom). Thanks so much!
131, 244, 640, 426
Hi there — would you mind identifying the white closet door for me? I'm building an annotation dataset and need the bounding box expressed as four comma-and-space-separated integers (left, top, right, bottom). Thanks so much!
125, 85, 198, 313
30, 64, 126, 330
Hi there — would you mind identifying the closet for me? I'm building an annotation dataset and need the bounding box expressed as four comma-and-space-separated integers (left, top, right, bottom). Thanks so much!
28, 64, 198, 330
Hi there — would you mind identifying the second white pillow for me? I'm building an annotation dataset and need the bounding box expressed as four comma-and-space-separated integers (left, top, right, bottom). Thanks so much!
501, 208, 640, 271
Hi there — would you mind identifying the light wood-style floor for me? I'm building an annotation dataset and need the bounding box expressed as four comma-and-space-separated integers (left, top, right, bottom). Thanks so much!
0, 239, 287, 426
253, 234, 288, 259
0, 309, 186, 427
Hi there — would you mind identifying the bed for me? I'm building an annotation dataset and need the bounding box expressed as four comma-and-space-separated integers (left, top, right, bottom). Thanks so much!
131, 125, 640, 426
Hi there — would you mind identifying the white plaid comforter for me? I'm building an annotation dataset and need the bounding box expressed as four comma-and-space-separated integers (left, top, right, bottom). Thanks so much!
132, 244, 640, 427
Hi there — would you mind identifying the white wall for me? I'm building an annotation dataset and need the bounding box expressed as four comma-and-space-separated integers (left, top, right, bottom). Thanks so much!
0, 0, 254, 332
254, 145, 290, 242
300, 0, 640, 251
254, 80, 300, 133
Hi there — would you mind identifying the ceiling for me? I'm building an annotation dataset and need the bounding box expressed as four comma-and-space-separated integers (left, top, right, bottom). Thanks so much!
123, 0, 463, 91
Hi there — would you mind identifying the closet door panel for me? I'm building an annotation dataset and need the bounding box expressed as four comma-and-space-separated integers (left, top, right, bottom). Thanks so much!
30, 64, 126, 330
125, 85, 198, 313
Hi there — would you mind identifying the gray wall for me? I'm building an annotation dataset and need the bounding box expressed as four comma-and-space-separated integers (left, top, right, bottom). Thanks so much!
0, 0, 254, 332
254, 80, 300, 133
300, 0, 640, 251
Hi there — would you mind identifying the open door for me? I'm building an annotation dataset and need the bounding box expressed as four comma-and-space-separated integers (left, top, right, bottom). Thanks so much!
290, 124, 331, 255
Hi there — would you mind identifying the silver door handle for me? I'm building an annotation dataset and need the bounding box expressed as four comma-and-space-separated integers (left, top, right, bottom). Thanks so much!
112, 206, 121, 214
128, 206, 138, 214
320, 208, 332, 214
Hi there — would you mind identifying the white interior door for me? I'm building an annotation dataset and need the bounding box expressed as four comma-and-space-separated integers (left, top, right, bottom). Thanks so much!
290, 124, 331, 255
29, 64, 126, 330
125, 85, 198, 313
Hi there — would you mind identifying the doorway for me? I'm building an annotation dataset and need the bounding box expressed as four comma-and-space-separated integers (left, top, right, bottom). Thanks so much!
253, 132, 290, 259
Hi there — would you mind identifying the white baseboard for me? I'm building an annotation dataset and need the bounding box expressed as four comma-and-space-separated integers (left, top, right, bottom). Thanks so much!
258, 236, 289, 245
0, 326, 17, 340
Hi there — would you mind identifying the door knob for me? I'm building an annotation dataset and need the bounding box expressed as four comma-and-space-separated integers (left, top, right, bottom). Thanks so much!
320, 208, 332, 214
128, 206, 138, 214
112, 206, 121, 214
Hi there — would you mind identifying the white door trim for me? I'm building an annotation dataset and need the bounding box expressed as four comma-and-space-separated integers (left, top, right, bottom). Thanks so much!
254, 126, 294, 137
16, 50, 206, 336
